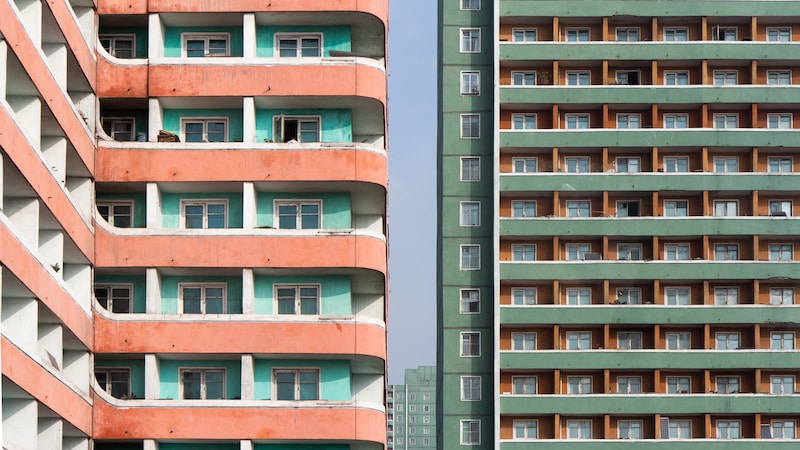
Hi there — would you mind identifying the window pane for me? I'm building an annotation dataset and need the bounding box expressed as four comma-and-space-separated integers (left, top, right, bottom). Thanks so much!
300, 287, 319, 314
184, 122, 204, 142
301, 38, 321, 57
205, 371, 225, 399
205, 287, 224, 313
299, 371, 319, 400
186, 40, 205, 57
276, 372, 296, 400
206, 122, 226, 142
279, 39, 298, 57
277, 288, 297, 314
182, 371, 202, 399
207, 203, 226, 229
183, 288, 202, 313
300, 204, 320, 229
278, 204, 299, 229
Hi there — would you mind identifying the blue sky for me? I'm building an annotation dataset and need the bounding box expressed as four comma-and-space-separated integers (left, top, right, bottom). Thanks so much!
386, 0, 438, 383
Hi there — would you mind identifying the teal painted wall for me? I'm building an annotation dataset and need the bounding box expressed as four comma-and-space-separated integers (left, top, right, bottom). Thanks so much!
96, 193, 147, 228
160, 275, 243, 314
99, 27, 148, 58
160, 192, 244, 229
95, 444, 143, 450
159, 359, 241, 399
255, 109, 352, 143
94, 274, 147, 313
161, 445, 237, 450
256, 192, 351, 228
253, 359, 351, 400
253, 275, 352, 315
255, 445, 349, 450
163, 26, 243, 57
95, 359, 145, 399
255, 25, 351, 57
162, 109, 244, 142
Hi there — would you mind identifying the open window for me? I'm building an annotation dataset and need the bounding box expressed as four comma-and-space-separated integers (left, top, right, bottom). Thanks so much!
273, 115, 321, 143
94, 284, 133, 313
96, 368, 131, 398
101, 117, 135, 141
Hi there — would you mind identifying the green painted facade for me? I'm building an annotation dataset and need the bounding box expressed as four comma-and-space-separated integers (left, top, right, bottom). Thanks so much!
163, 27, 244, 57
252, 359, 351, 400
253, 275, 352, 315
160, 275, 243, 314
255, 109, 353, 143
256, 192, 351, 228
158, 359, 242, 399
160, 192, 244, 229
162, 109, 244, 142
388, 366, 437, 450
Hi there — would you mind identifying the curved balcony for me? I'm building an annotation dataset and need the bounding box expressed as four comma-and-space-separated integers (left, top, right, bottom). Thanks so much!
97, 51, 149, 98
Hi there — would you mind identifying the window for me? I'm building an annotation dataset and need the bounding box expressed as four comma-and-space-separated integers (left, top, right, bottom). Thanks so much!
566, 200, 591, 217
664, 243, 689, 260
275, 369, 319, 400
566, 71, 590, 86
565, 157, 590, 173
511, 71, 537, 86
666, 376, 691, 393
423, 393, 430, 401
666, 332, 690, 350
767, 70, 792, 85
511, 113, 537, 130
769, 243, 793, 261
409, 405, 416, 413
460, 114, 480, 138
665, 287, 690, 305
181, 283, 226, 314
276, 285, 319, 315
767, 27, 791, 42
716, 332, 740, 350
460, 202, 480, 227
461, 0, 480, 10
513, 420, 538, 439
713, 27, 738, 41
617, 288, 642, 305
460, 244, 480, 270
461, 376, 481, 401
663, 200, 688, 217
101, 117, 135, 141
512, 288, 537, 305
100, 34, 135, 58
716, 420, 741, 439
511, 200, 537, 218
713, 114, 738, 129
460, 420, 480, 445
771, 375, 795, 394
460, 29, 481, 52
181, 368, 225, 399
513, 28, 537, 42
618, 332, 643, 349
713, 70, 738, 86
566, 28, 590, 42
512, 157, 537, 173
616, 71, 640, 85
461, 157, 481, 181
461, 332, 481, 356
183, 34, 229, 57
664, 156, 689, 173
566, 420, 592, 439
772, 420, 796, 439
273, 116, 320, 143
423, 438, 430, 445
768, 113, 793, 129
461, 71, 480, 95
771, 332, 795, 349
97, 201, 133, 228
771, 288, 794, 305
511, 332, 537, 351
182, 118, 227, 142
663, 113, 689, 129
460, 289, 480, 314
664, 70, 689, 85
616, 157, 641, 173
618, 243, 643, 261
768, 156, 793, 173
512, 376, 537, 394
713, 200, 739, 217
770, 200, 792, 216
616, 27, 640, 42
566, 331, 591, 350
565, 114, 590, 129
668, 419, 691, 439
565, 244, 591, 261
663, 27, 688, 41
276, 200, 321, 229
617, 200, 641, 217
713, 157, 738, 173
95, 284, 133, 314
96, 368, 131, 398
566, 288, 591, 305
511, 244, 536, 261
277, 34, 321, 57
716, 376, 740, 394
617, 376, 642, 394
714, 244, 738, 261
619, 420, 643, 440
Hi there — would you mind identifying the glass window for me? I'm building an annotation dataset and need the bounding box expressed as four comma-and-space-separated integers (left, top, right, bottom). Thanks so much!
770, 288, 794, 305
181, 284, 225, 314
767, 70, 792, 85
566, 71, 590, 86
768, 114, 793, 129
514, 420, 538, 439
512, 244, 536, 261
713, 114, 739, 129
183, 34, 229, 57
668, 420, 691, 439
460, 202, 480, 227
616, 157, 641, 173
277, 34, 321, 57
664, 244, 690, 260
182, 368, 225, 399
617, 376, 642, 394
616, 28, 639, 42
566, 28, 590, 42
460, 289, 480, 314
770, 200, 792, 216
511, 200, 537, 218
714, 244, 738, 261
512, 376, 537, 394
769, 243, 793, 261
101, 117, 136, 141
617, 200, 641, 217
461, 0, 480, 10
273, 116, 320, 143
713, 200, 739, 217
664, 156, 689, 172
713, 70, 738, 86
460, 114, 480, 138
275, 369, 319, 400
97, 201, 133, 228
276, 285, 319, 315
714, 287, 739, 305
713, 157, 738, 172
617, 114, 641, 129
771, 332, 795, 349
664, 113, 688, 128
716, 332, 740, 350
565, 157, 590, 173
460, 420, 481, 444
716, 420, 741, 439
512, 113, 537, 130
566, 200, 591, 217
767, 27, 791, 42
664, 70, 689, 85
95, 368, 131, 398
100, 35, 135, 58
565, 114, 590, 129
183, 118, 227, 142
665, 287, 690, 305
772, 420, 796, 439
664, 200, 688, 217
666, 332, 691, 350
460, 245, 480, 270
461, 157, 481, 181
94, 284, 133, 314
771, 375, 795, 394
618, 243, 642, 261
566, 288, 591, 305
460, 29, 481, 52
512, 158, 537, 173
666, 376, 691, 393
566, 420, 592, 439
716, 376, 740, 394
511, 332, 537, 350
714, 27, 738, 41
460, 71, 480, 95
565, 244, 591, 261
663, 27, 688, 41
617, 331, 643, 349
768, 157, 793, 173
276, 201, 321, 229
511, 71, 537, 86
619, 420, 642, 439
461, 332, 481, 356
616, 71, 641, 85
566, 331, 591, 350
567, 376, 592, 394
512, 288, 537, 305
513, 28, 537, 42
461, 376, 481, 401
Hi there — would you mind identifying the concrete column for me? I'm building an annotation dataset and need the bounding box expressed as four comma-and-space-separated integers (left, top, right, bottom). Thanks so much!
146, 268, 162, 314
243, 14, 256, 58
241, 354, 255, 400
148, 98, 163, 142
148, 14, 164, 59
242, 182, 257, 229
243, 97, 256, 143
242, 268, 255, 314
240, 440, 253, 450
146, 183, 161, 228
145, 354, 160, 400
144, 439, 158, 450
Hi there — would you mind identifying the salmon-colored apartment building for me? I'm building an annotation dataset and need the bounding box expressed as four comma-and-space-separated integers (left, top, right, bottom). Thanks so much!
0, 0, 388, 448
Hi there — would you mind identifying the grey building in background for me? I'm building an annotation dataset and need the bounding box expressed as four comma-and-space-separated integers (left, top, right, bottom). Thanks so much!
388, 366, 437, 450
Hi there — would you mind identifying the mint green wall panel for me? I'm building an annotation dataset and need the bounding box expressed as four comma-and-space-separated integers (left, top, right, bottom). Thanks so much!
255, 192, 351, 228
163, 27, 243, 57
159, 359, 241, 399
255, 109, 352, 143
95, 359, 145, 399
162, 109, 244, 142
160, 192, 244, 229
255, 26, 351, 57
94, 444, 143, 450
160, 444, 237, 450
94, 274, 147, 313
96, 193, 147, 228
253, 359, 351, 400
253, 275, 351, 315
255, 446, 349, 450
98, 27, 148, 58
160, 275, 243, 314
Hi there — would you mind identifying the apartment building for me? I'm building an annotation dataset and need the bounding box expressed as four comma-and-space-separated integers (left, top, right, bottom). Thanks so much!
388, 366, 437, 450
438, 0, 800, 448
1, 0, 388, 448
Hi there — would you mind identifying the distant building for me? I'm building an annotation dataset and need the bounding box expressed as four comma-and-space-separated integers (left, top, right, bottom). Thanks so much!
388, 366, 437, 450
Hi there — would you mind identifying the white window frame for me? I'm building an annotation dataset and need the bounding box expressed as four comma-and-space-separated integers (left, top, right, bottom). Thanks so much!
512, 157, 538, 173
715, 332, 740, 350
713, 156, 738, 173
615, 157, 641, 173
617, 288, 642, 304
460, 28, 481, 53
273, 115, 321, 143
511, 287, 538, 305
566, 419, 592, 439
713, 243, 739, 261
460, 288, 480, 314
99, 34, 136, 58
511, 244, 536, 262
769, 199, 793, 216
460, 332, 481, 357
716, 420, 741, 439
460, 420, 481, 445
615, 70, 641, 85
94, 283, 134, 314
768, 113, 793, 129
181, 199, 228, 229
511, 200, 537, 218
460, 244, 481, 270
273, 368, 320, 400
714, 286, 740, 305
565, 243, 591, 261
715, 375, 741, 394
713, 199, 739, 217
713, 26, 738, 41
512, 28, 537, 42
181, 117, 228, 143
95, 367, 132, 398
664, 243, 690, 260
275, 33, 323, 58
565, 200, 591, 217
460, 71, 480, 95
617, 376, 642, 394
460, 376, 481, 401
664, 156, 690, 172
511, 71, 537, 86
713, 113, 739, 129
511, 113, 537, 131
666, 375, 691, 393
769, 243, 794, 261
772, 419, 797, 439
619, 420, 643, 440
617, 200, 641, 217
565, 156, 590, 173
511, 332, 537, 351
181, 33, 230, 57
101, 117, 136, 141
274, 284, 320, 315
96, 200, 134, 227
771, 375, 795, 394
663, 113, 689, 129
461, 156, 481, 181
460, 201, 481, 227
767, 27, 792, 42
565, 27, 590, 42
663, 200, 689, 217
663, 27, 689, 41
565, 113, 591, 129
664, 70, 689, 86
180, 367, 226, 399
771, 331, 796, 350
565, 70, 591, 86
566, 331, 592, 350
460, 0, 480, 10
512, 375, 537, 394
460, 113, 480, 138
665, 286, 691, 305
566, 287, 591, 305
768, 156, 793, 173
513, 420, 539, 440
615, 27, 640, 42
617, 331, 643, 349
713, 70, 738, 86
668, 419, 692, 439
666, 332, 691, 350
179, 283, 227, 314
767, 70, 792, 85
274, 199, 322, 230
616, 113, 642, 129
617, 243, 643, 261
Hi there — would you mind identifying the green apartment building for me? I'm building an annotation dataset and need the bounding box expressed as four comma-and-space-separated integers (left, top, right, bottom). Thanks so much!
388, 366, 437, 450
437, 0, 800, 447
